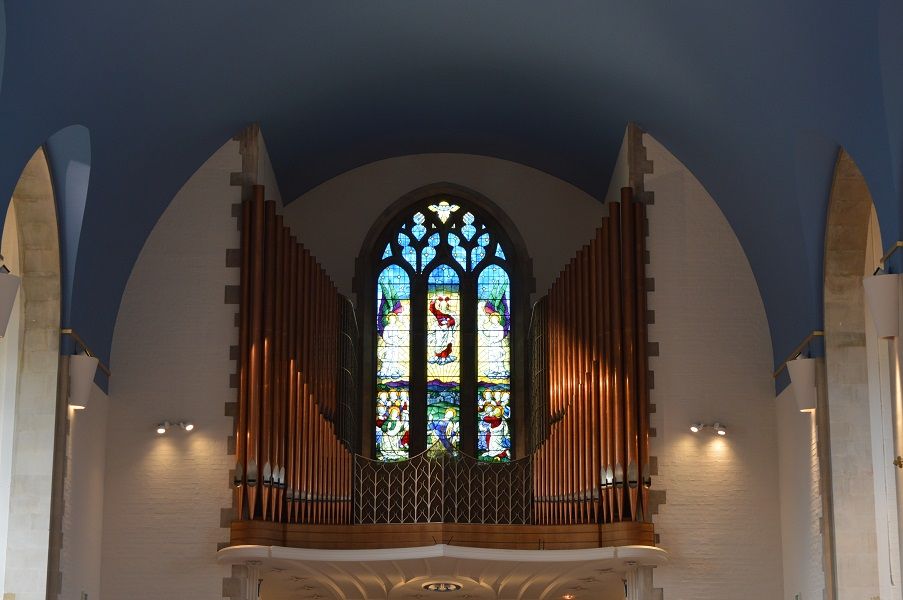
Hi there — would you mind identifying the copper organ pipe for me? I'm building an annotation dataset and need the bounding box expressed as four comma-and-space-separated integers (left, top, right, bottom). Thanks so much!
236, 192, 251, 520
277, 230, 291, 522
589, 229, 602, 523
271, 218, 284, 521
246, 186, 264, 519
599, 223, 612, 524
569, 255, 579, 523
601, 216, 612, 523
287, 241, 298, 524
584, 245, 595, 523
620, 188, 639, 521
568, 262, 577, 524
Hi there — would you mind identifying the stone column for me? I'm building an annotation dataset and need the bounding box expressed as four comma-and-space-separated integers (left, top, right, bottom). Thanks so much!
626, 566, 661, 600
222, 563, 260, 600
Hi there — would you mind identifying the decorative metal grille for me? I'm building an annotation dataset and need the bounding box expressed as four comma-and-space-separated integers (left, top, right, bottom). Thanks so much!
354, 448, 532, 524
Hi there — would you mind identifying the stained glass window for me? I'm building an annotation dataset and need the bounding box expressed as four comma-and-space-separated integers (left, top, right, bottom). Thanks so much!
477, 265, 511, 461
374, 197, 515, 462
375, 265, 410, 461
426, 265, 461, 453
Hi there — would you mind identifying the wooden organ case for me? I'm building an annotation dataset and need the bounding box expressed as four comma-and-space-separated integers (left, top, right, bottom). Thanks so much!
230, 186, 654, 550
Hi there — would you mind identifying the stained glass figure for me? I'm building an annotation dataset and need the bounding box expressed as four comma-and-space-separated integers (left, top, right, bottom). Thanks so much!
476, 265, 511, 461
426, 264, 460, 454
428, 200, 460, 223
376, 265, 411, 461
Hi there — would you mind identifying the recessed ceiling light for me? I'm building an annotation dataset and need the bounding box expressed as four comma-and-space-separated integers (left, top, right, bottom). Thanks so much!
423, 582, 462, 592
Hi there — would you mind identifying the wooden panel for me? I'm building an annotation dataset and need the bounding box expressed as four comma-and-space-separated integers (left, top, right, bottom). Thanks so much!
229, 521, 654, 550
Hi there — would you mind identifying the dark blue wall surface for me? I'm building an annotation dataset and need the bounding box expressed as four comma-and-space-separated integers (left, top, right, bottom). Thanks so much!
0, 1, 899, 375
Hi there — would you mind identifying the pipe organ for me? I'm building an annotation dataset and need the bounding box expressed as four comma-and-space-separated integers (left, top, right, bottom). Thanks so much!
233, 185, 354, 524
531, 187, 651, 525
231, 185, 652, 547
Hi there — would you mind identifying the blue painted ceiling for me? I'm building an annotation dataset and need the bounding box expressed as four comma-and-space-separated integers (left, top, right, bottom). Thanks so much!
0, 1, 901, 375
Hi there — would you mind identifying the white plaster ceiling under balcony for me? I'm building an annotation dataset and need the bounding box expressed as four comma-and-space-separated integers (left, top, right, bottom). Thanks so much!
219, 543, 666, 600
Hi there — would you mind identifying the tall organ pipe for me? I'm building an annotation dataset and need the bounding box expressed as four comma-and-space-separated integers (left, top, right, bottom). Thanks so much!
235, 185, 352, 525
533, 189, 650, 526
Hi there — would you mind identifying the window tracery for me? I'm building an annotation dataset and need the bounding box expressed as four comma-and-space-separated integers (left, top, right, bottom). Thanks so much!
373, 198, 513, 462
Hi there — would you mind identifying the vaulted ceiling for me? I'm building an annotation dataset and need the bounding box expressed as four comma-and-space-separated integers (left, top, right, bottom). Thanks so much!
0, 1, 901, 376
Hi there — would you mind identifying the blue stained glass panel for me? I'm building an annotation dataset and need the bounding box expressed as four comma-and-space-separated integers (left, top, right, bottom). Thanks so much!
452, 246, 467, 270
402, 246, 417, 270
461, 212, 476, 241
382, 244, 392, 259
421, 246, 436, 270
412, 212, 427, 240
476, 265, 511, 462
495, 244, 506, 260
376, 265, 411, 461
477, 233, 490, 247
471, 246, 486, 268
398, 233, 411, 247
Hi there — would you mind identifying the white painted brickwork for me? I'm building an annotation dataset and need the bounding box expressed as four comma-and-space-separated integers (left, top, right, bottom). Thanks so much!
100, 139, 240, 599
643, 134, 784, 599
776, 386, 825, 600
95, 136, 793, 598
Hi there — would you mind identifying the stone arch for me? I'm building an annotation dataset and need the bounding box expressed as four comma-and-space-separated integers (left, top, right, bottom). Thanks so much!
823, 147, 894, 599
0, 147, 62, 600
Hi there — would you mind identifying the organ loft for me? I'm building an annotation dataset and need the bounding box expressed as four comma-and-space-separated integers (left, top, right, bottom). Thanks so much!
222, 177, 662, 597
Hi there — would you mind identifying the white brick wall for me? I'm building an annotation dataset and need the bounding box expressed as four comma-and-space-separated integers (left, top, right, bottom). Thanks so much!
644, 134, 784, 599
101, 139, 240, 599
776, 386, 825, 600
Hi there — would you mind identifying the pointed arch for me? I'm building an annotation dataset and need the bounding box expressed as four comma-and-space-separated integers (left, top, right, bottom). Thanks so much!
359, 185, 532, 460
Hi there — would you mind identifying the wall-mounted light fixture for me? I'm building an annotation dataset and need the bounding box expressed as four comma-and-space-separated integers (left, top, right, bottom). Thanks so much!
863, 273, 901, 339
787, 355, 818, 413
62, 329, 111, 410
69, 353, 99, 410
690, 422, 727, 436
0, 260, 20, 339
155, 421, 195, 435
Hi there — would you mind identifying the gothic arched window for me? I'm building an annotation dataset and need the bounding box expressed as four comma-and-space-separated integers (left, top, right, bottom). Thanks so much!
369, 193, 524, 463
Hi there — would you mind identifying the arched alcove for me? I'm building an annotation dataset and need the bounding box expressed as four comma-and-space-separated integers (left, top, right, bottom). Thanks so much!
44, 124, 91, 327
823, 148, 895, 598
0, 147, 62, 600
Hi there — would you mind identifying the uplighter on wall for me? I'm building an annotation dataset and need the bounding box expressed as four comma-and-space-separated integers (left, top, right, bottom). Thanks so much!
69, 353, 99, 410
863, 273, 901, 339
0, 267, 20, 338
787, 356, 817, 413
